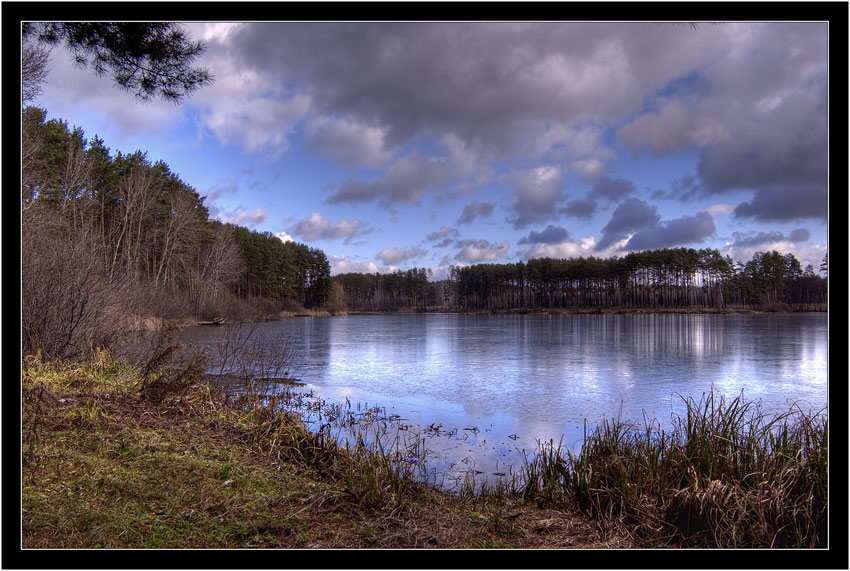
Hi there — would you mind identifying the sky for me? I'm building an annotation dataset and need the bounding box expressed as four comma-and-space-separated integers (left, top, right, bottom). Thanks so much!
31, 21, 830, 278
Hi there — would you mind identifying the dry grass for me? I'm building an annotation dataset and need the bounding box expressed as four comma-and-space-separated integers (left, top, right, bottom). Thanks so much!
21, 350, 634, 550
522, 390, 828, 548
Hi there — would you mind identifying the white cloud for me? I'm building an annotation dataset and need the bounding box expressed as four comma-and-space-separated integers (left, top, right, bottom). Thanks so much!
519, 234, 610, 261
508, 165, 566, 228
723, 240, 826, 271
329, 255, 381, 275
216, 207, 267, 227
454, 239, 510, 263
287, 211, 373, 244
376, 247, 426, 266
705, 203, 736, 216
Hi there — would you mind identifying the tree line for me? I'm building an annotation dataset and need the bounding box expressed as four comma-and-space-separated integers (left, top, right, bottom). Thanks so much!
333, 268, 436, 311
333, 248, 827, 312
21, 106, 332, 360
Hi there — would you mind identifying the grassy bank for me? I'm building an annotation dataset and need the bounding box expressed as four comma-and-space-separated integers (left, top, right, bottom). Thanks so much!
20, 350, 827, 550
20, 350, 630, 549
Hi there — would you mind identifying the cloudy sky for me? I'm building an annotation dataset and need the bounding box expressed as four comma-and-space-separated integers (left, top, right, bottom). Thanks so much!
32, 21, 830, 277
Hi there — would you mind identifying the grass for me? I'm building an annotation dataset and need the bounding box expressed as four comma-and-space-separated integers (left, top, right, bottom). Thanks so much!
521, 391, 828, 548
20, 349, 631, 549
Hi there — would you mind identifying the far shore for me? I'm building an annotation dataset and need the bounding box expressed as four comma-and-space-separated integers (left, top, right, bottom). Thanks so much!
128, 303, 827, 331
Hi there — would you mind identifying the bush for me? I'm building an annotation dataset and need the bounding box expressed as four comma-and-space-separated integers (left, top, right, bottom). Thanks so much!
21, 215, 133, 360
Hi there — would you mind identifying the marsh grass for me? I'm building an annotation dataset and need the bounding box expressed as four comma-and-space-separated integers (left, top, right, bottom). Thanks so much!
21, 330, 826, 549
521, 390, 828, 547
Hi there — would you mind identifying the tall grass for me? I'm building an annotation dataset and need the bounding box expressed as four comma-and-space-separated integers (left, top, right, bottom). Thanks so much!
522, 390, 827, 547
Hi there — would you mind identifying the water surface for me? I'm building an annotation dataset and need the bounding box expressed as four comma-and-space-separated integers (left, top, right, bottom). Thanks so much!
178, 313, 828, 487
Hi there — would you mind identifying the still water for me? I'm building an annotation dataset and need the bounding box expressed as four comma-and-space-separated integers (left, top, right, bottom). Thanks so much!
177, 313, 828, 487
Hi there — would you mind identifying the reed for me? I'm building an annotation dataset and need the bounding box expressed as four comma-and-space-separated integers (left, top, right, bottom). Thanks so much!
522, 389, 828, 547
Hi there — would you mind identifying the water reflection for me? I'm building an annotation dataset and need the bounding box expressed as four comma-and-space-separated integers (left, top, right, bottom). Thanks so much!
177, 313, 828, 489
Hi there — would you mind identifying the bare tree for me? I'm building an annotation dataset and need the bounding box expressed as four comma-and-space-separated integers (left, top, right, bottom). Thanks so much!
21, 43, 50, 105
108, 156, 156, 280
22, 215, 130, 360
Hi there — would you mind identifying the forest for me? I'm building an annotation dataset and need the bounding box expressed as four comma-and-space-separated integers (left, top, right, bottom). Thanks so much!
332, 248, 827, 313
21, 105, 333, 361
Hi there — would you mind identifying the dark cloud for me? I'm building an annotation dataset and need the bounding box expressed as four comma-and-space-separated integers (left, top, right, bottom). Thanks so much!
732, 184, 827, 222
625, 211, 716, 250
614, 24, 827, 223
595, 198, 661, 251
788, 228, 811, 243
518, 225, 570, 245
666, 174, 705, 201
590, 176, 636, 203
730, 231, 786, 248
731, 228, 812, 248
559, 197, 598, 220
425, 226, 460, 247
457, 201, 494, 225
325, 154, 450, 205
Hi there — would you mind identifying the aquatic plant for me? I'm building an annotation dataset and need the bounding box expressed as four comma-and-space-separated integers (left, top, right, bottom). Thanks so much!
522, 389, 828, 547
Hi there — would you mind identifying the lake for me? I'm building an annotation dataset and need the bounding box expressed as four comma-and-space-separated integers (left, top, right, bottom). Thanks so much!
177, 312, 828, 488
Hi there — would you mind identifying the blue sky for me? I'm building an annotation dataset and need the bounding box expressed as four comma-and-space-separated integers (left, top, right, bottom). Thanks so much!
32, 21, 829, 278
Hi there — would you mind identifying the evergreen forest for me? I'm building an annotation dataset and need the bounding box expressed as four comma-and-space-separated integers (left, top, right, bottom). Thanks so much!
333, 249, 827, 313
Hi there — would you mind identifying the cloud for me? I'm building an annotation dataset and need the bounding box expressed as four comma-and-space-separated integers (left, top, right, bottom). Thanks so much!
287, 211, 373, 244
590, 176, 636, 204
329, 255, 381, 275
457, 201, 495, 225
616, 95, 730, 157
705, 203, 735, 217
519, 241, 585, 261
730, 228, 811, 249
325, 151, 467, 205
518, 225, 570, 245
616, 24, 827, 223
303, 115, 394, 167
454, 239, 510, 263
216, 207, 268, 227
723, 239, 827, 272
201, 177, 239, 202
376, 247, 426, 266
569, 158, 606, 179
555, 174, 636, 221
595, 198, 661, 251
425, 226, 460, 247
732, 183, 827, 222
625, 211, 716, 250
508, 165, 566, 228
36, 48, 184, 141
730, 231, 785, 248
788, 228, 811, 243
560, 197, 598, 220
275, 231, 294, 243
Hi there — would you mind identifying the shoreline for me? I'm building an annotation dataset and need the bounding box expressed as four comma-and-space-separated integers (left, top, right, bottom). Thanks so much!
125, 303, 827, 331
331, 304, 827, 317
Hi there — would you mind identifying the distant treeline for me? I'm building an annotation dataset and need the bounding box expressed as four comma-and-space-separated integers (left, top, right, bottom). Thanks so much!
334, 248, 827, 312
22, 106, 333, 359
